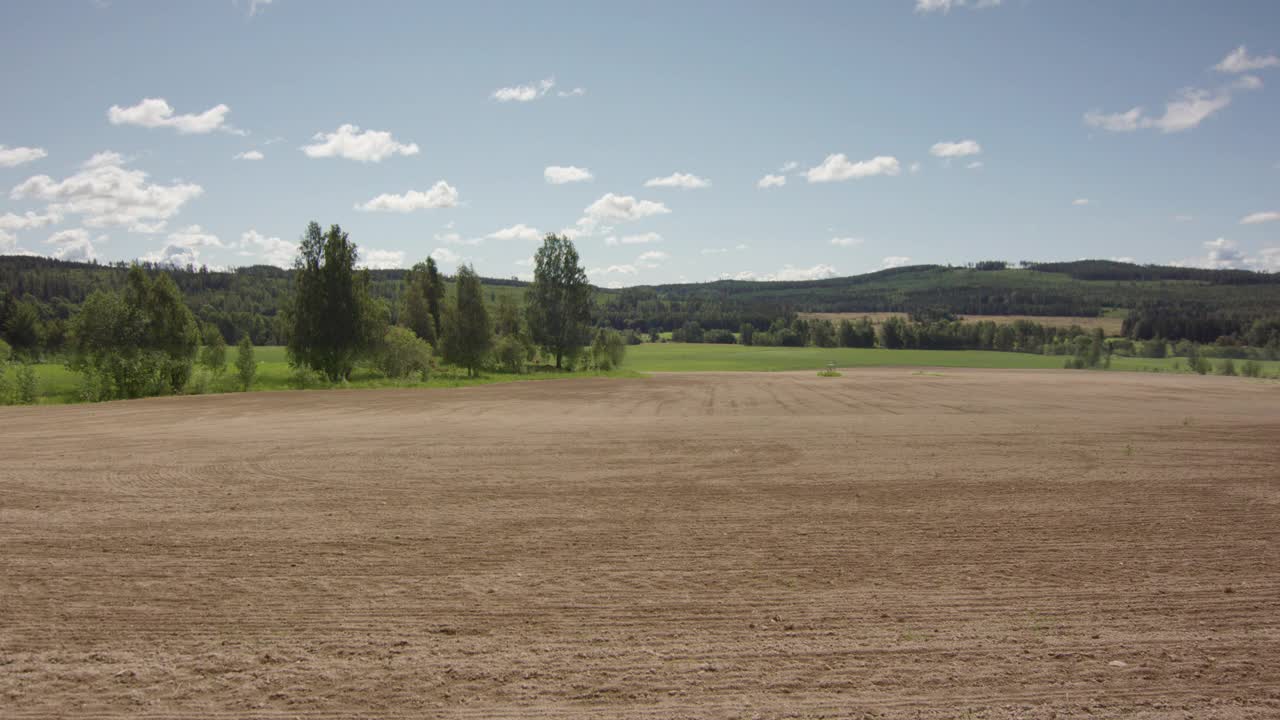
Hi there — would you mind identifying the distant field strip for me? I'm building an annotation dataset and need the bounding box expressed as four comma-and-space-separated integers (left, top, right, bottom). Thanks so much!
798, 311, 1125, 335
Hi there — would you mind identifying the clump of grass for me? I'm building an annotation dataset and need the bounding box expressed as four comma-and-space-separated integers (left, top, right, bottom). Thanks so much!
817, 362, 842, 377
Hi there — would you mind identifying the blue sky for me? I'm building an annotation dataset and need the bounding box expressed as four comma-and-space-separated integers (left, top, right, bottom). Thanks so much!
1, 0, 1278, 285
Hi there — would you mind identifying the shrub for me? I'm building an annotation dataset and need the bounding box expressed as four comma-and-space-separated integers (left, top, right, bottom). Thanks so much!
1217, 359, 1236, 376
703, 328, 736, 344
493, 333, 530, 374
12, 363, 38, 405
1241, 359, 1262, 378
588, 328, 627, 370
186, 367, 214, 395
375, 326, 433, 380
0, 338, 10, 363
199, 324, 227, 374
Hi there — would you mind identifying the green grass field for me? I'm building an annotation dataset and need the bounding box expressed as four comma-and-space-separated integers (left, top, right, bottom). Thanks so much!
16, 342, 1278, 405
620, 342, 1280, 375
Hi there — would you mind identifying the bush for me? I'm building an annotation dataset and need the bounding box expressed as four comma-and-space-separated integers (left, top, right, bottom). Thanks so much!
1188, 354, 1212, 375
493, 333, 530, 374
375, 326, 433, 380
1241, 359, 1263, 378
200, 324, 227, 374
10, 363, 38, 405
1217, 358, 1236, 376
185, 367, 214, 395
703, 328, 736, 344
588, 328, 627, 370
0, 338, 10, 363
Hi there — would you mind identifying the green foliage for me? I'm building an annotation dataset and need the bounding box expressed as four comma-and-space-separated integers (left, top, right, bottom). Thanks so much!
1241, 359, 1263, 378
441, 264, 492, 376
0, 362, 39, 405
739, 322, 754, 346
235, 335, 257, 390
810, 319, 837, 348
376, 326, 433, 380
526, 234, 592, 369
400, 261, 439, 345
66, 266, 199, 400
1218, 358, 1236, 376
0, 337, 10, 362
200, 323, 227, 374
588, 328, 628, 370
703, 328, 735, 344
3, 300, 41, 358
492, 333, 532, 373
284, 222, 387, 381
879, 316, 906, 349
424, 256, 446, 339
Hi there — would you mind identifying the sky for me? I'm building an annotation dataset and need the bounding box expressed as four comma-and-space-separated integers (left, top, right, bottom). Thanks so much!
1, 0, 1278, 286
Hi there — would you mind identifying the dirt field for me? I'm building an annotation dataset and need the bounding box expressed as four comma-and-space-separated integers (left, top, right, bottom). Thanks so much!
799, 312, 1125, 335
2, 370, 1278, 719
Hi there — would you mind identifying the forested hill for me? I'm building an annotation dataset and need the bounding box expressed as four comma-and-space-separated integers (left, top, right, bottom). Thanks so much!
3, 255, 1279, 344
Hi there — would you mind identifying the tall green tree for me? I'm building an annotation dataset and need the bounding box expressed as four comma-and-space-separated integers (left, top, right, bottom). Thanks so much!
400, 261, 438, 345
425, 256, 446, 338
200, 323, 227, 374
441, 264, 492, 376
235, 334, 257, 390
3, 299, 41, 359
526, 234, 592, 369
284, 222, 386, 381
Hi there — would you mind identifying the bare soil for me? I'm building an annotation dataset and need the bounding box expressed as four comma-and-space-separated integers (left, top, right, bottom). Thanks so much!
2, 369, 1278, 719
799, 312, 1125, 335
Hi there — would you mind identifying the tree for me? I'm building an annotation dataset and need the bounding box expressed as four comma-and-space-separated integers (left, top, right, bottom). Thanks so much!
425, 256, 446, 339
376, 326, 433, 379
67, 266, 198, 400
4, 300, 41, 359
401, 262, 438, 346
589, 328, 627, 370
526, 234, 592, 369
200, 323, 227, 374
441, 264, 492, 376
284, 222, 386, 381
740, 322, 754, 346
235, 335, 257, 390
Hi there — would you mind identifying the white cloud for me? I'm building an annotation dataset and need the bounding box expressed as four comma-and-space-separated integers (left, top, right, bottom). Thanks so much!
778, 161, 799, 173
10, 151, 202, 232
830, 236, 864, 247
909, 161, 921, 174
557, 87, 586, 98
605, 232, 662, 246
302, 124, 420, 162
429, 247, 464, 268
47, 228, 98, 262
359, 248, 405, 270
721, 264, 839, 282
249, 0, 273, 16
805, 154, 900, 183
1072, 198, 1090, 206
915, 0, 1002, 13
757, 174, 786, 189
0, 209, 61, 232
234, 150, 264, 161
492, 77, 555, 102
1241, 211, 1280, 225
1083, 107, 1145, 132
644, 172, 710, 189
239, 229, 295, 267
965, 160, 983, 170
0, 145, 47, 168
1254, 247, 1280, 272
590, 264, 638, 277
356, 181, 459, 212
1085, 87, 1233, 134
577, 192, 670, 234
881, 256, 913, 269
108, 98, 233, 134
929, 139, 982, 158
1169, 238, 1280, 271
1232, 74, 1264, 91
142, 225, 223, 267
487, 223, 541, 241
0, 229, 16, 253
1214, 45, 1279, 74
544, 165, 592, 184
637, 250, 669, 263
167, 224, 223, 249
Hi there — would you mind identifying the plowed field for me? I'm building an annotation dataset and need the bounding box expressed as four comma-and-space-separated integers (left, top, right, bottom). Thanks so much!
2, 370, 1278, 718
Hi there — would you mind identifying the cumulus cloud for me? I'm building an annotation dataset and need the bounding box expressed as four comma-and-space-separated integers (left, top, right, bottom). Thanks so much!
0, 209, 61, 232
929, 139, 982, 158
429, 247, 463, 267
234, 150, 264, 161
1240, 211, 1280, 225
605, 232, 662, 246
805, 154, 900, 183
47, 228, 98, 262
725, 264, 839, 282
1214, 45, 1279, 74
486, 223, 541, 241
830, 237, 864, 247
10, 151, 202, 232
0, 145, 48, 168
1169, 238, 1280, 271
492, 77, 555, 102
167, 224, 224, 249
239, 229, 296, 267
359, 248, 406, 270
544, 165, 592, 184
881, 256, 913, 269
142, 225, 224, 267
576, 192, 670, 235
644, 172, 710, 189
589, 264, 638, 277
302, 124, 420, 162
1232, 74, 1264, 91
637, 250, 669, 263
108, 98, 235, 134
557, 87, 586, 98
757, 174, 786, 189
1085, 80, 1243, 135
915, 0, 1002, 13
356, 181, 459, 212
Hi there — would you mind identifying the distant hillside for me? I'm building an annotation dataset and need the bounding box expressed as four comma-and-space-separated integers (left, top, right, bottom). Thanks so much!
3, 255, 1278, 344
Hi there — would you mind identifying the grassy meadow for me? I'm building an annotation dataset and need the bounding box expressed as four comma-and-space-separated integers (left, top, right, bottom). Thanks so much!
17, 342, 1278, 405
